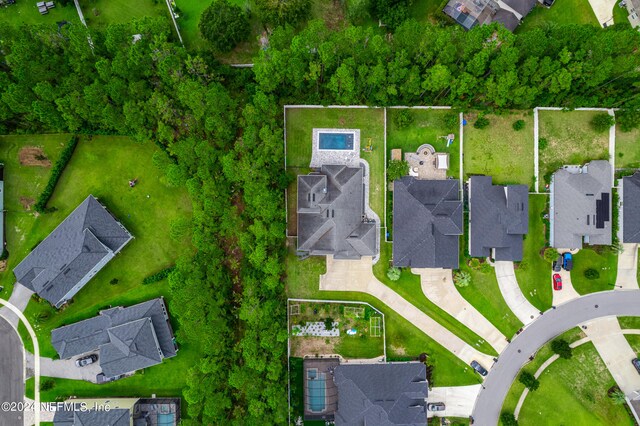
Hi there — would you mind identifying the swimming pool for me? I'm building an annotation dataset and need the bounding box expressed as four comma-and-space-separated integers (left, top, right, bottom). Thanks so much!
319, 132, 354, 150
307, 369, 326, 412
157, 413, 175, 426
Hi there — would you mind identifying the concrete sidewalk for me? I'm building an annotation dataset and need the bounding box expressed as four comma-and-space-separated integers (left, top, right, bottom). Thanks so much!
319, 256, 496, 368
494, 261, 540, 325
616, 243, 639, 290
0, 283, 34, 327
552, 268, 581, 306
582, 316, 640, 396
413, 268, 507, 353
427, 384, 481, 418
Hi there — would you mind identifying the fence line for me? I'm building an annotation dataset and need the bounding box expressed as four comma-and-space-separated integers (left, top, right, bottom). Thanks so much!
164, 0, 184, 45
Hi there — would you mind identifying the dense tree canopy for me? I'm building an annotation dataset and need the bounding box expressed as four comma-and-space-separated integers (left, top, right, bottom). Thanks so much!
199, 0, 251, 53
255, 0, 312, 27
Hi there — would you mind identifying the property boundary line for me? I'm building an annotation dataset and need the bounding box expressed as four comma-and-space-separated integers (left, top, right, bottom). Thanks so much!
383, 107, 388, 243
459, 112, 464, 200
533, 107, 539, 193
164, 0, 184, 45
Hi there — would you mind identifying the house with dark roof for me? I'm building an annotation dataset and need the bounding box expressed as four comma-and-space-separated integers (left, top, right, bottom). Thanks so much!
53, 397, 180, 426
51, 298, 177, 379
333, 363, 428, 426
550, 161, 612, 249
13, 195, 132, 308
468, 176, 528, 261
393, 177, 462, 269
443, 0, 536, 31
297, 165, 377, 259
623, 172, 640, 243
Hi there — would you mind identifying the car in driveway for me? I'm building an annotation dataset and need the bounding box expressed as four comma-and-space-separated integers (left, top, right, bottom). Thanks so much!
470, 360, 488, 376
428, 402, 446, 412
562, 252, 573, 271
553, 273, 562, 291
633, 358, 640, 374
553, 255, 562, 272
75, 354, 98, 367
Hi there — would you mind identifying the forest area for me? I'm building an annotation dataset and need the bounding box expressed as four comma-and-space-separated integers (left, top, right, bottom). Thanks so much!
0, 11, 639, 424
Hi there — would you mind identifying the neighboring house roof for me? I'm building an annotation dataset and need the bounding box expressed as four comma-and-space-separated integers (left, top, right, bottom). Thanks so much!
493, 9, 520, 30
333, 363, 428, 426
297, 165, 376, 259
501, 0, 536, 16
623, 172, 640, 243
551, 161, 612, 248
53, 408, 130, 426
13, 195, 132, 308
393, 177, 462, 269
51, 298, 176, 378
469, 176, 528, 261
443, 0, 523, 31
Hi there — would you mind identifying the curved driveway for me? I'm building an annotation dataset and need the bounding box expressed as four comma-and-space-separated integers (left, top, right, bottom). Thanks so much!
471, 290, 640, 425
0, 315, 24, 426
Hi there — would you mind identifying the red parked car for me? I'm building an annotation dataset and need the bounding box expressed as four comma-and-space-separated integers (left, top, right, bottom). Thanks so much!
553, 274, 562, 291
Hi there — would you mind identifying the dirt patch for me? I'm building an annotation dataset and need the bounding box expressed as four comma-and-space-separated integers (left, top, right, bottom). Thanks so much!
20, 197, 35, 211
19, 147, 51, 167
390, 345, 407, 356
291, 336, 338, 358
0, 260, 6, 272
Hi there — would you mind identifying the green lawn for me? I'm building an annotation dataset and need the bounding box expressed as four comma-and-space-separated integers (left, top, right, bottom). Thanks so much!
464, 112, 535, 190
516, 0, 599, 33
516, 342, 633, 426
538, 110, 611, 185
613, 0, 630, 25
625, 334, 640, 354
570, 248, 618, 294
0, 1, 79, 26
619, 316, 640, 330
285, 242, 481, 386
78, 0, 166, 28
616, 125, 640, 168
514, 195, 553, 311
409, 0, 447, 23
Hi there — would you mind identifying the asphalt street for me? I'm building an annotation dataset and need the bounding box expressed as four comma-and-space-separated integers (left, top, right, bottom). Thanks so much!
471, 290, 640, 425
0, 315, 23, 426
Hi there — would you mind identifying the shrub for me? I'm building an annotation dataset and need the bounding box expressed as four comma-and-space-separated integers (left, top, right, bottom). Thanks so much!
143, 266, 176, 284
551, 339, 572, 359
199, 0, 251, 53
444, 112, 459, 132
590, 113, 615, 133
609, 388, 627, 405
616, 108, 640, 132
453, 271, 471, 287
0, 248, 8, 261
387, 267, 401, 281
255, 0, 312, 26
518, 371, 540, 391
480, 262, 492, 273
500, 412, 519, 426
41, 379, 55, 391
34, 135, 79, 213
393, 109, 414, 129
109, 278, 119, 285
543, 247, 559, 264
584, 268, 600, 280
512, 119, 525, 131
474, 116, 490, 129
468, 258, 481, 270
539, 137, 548, 150
323, 317, 334, 330
387, 159, 408, 182
346, 0, 370, 24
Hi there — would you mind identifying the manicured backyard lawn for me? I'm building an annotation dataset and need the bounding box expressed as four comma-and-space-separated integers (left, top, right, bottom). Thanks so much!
516, 0, 599, 33
0, 1, 79, 26
538, 110, 611, 185
616, 125, 640, 168
515, 342, 632, 426
570, 248, 618, 294
285, 241, 481, 386
514, 195, 553, 311
464, 112, 535, 189
78, 0, 166, 28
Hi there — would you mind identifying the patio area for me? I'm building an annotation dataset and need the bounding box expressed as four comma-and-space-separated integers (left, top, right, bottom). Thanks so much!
404, 144, 449, 180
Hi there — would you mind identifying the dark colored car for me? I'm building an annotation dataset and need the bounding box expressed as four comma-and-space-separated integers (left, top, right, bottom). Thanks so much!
471, 360, 488, 376
543, 0, 554, 6
428, 402, 446, 412
553, 273, 563, 291
633, 358, 640, 374
553, 255, 562, 272
562, 252, 573, 271
75, 354, 98, 367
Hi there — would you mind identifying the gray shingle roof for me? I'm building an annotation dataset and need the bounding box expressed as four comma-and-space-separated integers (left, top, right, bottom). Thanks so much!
393, 177, 462, 269
13, 195, 132, 308
469, 176, 528, 261
623, 172, 640, 243
53, 408, 130, 426
501, 0, 536, 16
333, 363, 428, 426
51, 298, 176, 378
297, 165, 376, 259
551, 161, 612, 248
493, 9, 520, 30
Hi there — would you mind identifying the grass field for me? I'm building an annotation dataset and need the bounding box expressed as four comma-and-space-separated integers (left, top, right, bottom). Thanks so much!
409, 0, 447, 23
626, 333, 640, 354
616, 125, 640, 168
538, 110, 611, 185
570, 248, 618, 294
618, 316, 640, 329
464, 112, 535, 189
78, 0, 166, 28
514, 195, 553, 311
613, 0, 630, 25
516, 342, 632, 426
0, 1, 79, 26
516, 0, 599, 33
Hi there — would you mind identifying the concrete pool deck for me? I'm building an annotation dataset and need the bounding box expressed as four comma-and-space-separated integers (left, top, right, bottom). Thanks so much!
311, 128, 361, 168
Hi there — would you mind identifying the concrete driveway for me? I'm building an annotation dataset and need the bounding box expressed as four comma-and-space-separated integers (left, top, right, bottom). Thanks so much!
319, 256, 496, 368
0, 283, 34, 327
616, 243, 639, 290
552, 268, 581, 306
413, 268, 507, 353
494, 261, 540, 325
582, 316, 640, 396
587, 0, 617, 26
0, 315, 25, 426
26, 352, 101, 383
426, 384, 481, 418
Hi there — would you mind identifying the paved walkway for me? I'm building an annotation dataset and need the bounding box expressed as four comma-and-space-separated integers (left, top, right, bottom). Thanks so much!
587, 0, 617, 26
582, 316, 640, 396
426, 384, 481, 418
319, 256, 495, 368
413, 268, 507, 353
0, 283, 34, 327
0, 316, 24, 426
494, 261, 540, 325
26, 352, 101, 383
616, 243, 639, 290
551, 268, 581, 306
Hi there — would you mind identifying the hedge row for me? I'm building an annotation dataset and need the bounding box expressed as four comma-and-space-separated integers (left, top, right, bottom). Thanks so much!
34, 135, 79, 213
142, 266, 176, 285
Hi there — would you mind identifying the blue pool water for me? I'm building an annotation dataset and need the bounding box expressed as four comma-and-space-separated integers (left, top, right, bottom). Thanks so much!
319, 132, 354, 150
157, 413, 175, 425
307, 370, 326, 412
